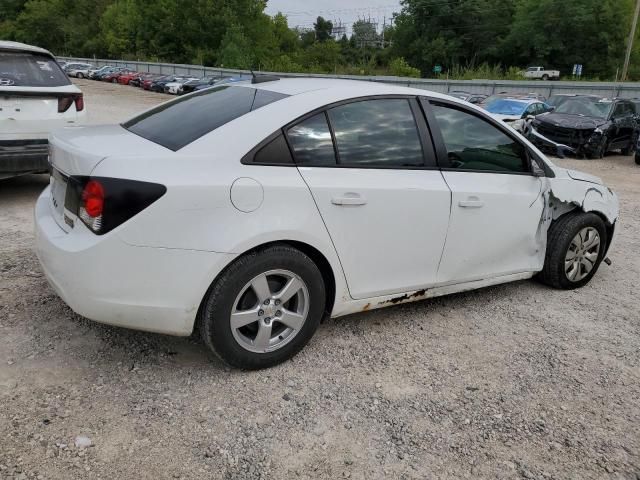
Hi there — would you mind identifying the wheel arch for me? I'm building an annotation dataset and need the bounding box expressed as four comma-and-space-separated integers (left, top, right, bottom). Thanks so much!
194, 239, 338, 335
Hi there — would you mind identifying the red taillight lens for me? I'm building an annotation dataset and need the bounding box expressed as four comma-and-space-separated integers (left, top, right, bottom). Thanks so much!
58, 96, 73, 113
82, 180, 104, 217
74, 94, 84, 112
58, 94, 84, 113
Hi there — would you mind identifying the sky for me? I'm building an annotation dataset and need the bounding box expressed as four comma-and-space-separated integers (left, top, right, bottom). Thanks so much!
264, 1, 402, 34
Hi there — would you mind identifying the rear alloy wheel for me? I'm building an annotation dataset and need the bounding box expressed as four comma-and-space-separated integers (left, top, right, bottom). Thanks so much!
538, 212, 607, 289
77, 72, 84, 79
199, 245, 326, 369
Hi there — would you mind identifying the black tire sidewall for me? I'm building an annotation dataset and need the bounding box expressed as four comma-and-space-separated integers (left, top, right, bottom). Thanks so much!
201, 247, 326, 369
553, 214, 607, 289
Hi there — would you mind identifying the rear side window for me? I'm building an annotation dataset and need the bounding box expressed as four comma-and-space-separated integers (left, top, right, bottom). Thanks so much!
287, 113, 336, 166
0, 52, 70, 87
327, 99, 424, 167
123, 86, 289, 151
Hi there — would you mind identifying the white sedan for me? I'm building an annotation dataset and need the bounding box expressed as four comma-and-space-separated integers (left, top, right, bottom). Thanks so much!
35, 78, 619, 369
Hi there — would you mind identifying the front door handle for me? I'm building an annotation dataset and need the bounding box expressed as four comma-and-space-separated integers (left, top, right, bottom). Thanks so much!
459, 197, 484, 208
331, 193, 367, 206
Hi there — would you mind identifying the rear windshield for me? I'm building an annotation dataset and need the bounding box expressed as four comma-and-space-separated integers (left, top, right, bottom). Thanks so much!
0, 51, 70, 87
123, 85, 289, 151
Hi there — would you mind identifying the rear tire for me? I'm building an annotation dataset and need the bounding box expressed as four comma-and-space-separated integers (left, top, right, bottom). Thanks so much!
542, 74, 549, 81
636, 152, 640, 165
199, 245, 326, 370
77, 73, 84, 79
538, 212, 607, 289
112, 78, 118, 83
621, 133, 637, 156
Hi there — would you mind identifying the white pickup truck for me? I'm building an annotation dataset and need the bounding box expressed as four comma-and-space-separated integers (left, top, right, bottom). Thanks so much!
522, 66, 560, 80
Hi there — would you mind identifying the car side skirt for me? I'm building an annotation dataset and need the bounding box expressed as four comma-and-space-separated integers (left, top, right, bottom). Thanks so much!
332, 271, 536, 317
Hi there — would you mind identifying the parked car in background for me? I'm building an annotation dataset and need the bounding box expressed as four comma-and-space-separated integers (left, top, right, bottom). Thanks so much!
485, 98, 553, 133
93, 66, 126, 81
102, 68, 135, 83
164, 76, 198, 95
479, 92, 547, 107
180, 76, 220, 95
117, 71, 143, 85
547, 93, 600, 108
522, 66, 560, 80
36, 78, 619, 369
192, 76, 245, 92
529, 97, 638, 158
0, 41, 86, 179
88, 65, 114, 79
64, 63, 95, 79
134, 73, 163, 89
149, 75, 183, 92
447, 91, 487, 104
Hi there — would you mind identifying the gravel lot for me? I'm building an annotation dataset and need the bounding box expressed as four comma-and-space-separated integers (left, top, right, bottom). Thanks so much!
1, 79, 639, 480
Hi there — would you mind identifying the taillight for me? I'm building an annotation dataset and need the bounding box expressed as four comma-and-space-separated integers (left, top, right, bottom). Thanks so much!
58, 96, 73, 113
68, 177, 166, 235
58, 94, 84, 113
78, 180, 105, 232
74, 94, 84, 112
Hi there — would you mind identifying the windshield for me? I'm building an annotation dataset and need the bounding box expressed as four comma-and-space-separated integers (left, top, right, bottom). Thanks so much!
486, 99, 528, 116
555, 99, 612, 119
0, 51, 70, 87
124, 85, 290, 151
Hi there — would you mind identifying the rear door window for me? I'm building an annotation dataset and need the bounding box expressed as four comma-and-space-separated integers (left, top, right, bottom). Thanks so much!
123, 86, 289, 151
0, 52, 70, 87
327, 99, 425, 167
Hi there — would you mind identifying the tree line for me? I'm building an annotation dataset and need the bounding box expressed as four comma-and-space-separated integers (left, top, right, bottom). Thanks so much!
1, 0, 638, 80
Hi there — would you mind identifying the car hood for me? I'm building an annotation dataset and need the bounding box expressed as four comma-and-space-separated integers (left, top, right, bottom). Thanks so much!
552, 166, 604, 186
537, 113, 606, 130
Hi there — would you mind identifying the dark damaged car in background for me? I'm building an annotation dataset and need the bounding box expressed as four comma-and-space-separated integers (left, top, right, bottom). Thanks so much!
529, 96, 638, 159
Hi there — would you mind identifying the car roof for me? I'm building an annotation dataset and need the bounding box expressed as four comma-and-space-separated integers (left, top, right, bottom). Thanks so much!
0, 40, 54, 57
233, 77, 451, 100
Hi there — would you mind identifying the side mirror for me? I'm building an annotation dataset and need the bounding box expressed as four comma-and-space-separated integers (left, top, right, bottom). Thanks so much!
547, 106, 556, 112
528, 153, 546, 177
526, 115, 535, 121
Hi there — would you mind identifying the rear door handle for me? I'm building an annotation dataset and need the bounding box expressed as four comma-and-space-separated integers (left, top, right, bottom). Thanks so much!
331, 193, 367, 206
458, 197, 484, 208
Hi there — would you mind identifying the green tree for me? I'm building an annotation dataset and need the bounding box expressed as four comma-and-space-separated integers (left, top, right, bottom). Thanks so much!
314, 16, 333, 42
217, 24, 253, 69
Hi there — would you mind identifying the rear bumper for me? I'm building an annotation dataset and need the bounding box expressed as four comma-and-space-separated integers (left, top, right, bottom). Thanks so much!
34, 186, 236, 336
0, 139, 48, 175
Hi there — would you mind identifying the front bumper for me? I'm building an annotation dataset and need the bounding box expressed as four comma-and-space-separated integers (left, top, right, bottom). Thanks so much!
0, 139, 49, 176
34, 186, 236, 336
528, 126, 601, 157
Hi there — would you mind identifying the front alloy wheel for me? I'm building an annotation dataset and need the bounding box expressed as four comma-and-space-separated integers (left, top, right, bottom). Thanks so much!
564, 227, 601, 282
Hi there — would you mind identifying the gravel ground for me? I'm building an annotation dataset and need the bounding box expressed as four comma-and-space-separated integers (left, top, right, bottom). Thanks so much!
1, 79, 639, 480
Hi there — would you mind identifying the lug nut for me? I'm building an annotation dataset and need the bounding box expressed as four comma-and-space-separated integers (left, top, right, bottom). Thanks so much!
264, 318, 271, 325
258, 310, 264, 316
275, 299, 281, 306
264, 299, 270, 305
276, 310, 282, 317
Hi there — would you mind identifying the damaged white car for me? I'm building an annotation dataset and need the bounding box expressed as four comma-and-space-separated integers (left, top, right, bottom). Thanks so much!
35, 78, 619, 369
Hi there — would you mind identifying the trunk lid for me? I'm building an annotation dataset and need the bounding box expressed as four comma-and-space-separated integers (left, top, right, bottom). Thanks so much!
49, 124, 171, 176
0, 85, 82, 135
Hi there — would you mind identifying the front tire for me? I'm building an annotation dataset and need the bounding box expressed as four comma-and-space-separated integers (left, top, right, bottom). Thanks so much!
588, 135, 608, 159
199, 245, 326, 369
538, 213, 607, 289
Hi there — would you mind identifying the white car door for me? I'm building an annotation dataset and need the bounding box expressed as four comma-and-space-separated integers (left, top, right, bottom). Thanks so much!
286, 97, 452, 300
422, 99, 545, 284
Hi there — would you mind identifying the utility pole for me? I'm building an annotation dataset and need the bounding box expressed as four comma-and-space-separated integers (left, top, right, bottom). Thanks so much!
622, 0, 640, 81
